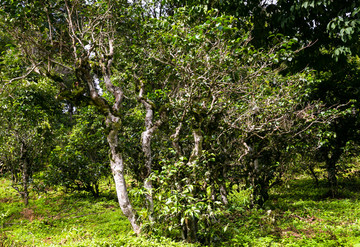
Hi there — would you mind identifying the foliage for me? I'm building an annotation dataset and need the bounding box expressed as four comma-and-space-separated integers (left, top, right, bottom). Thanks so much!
127, 6, 335, 243
1, 0, 146, 233
46, 105, 111, 197
1, 0, 360, 244
0, 78, 60, 205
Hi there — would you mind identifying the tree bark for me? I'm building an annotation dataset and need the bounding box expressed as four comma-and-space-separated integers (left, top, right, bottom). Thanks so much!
326, 148, 343, 198
308, 164, 319, 187
20, 140, 29, 206
139, 82, 162, 222
140, 110, 155, 222
219, 183, 228, 205
22, 158, 29, 206
189, 128, 203, 165
107, 115, 141, 235
183, 127, 203, 243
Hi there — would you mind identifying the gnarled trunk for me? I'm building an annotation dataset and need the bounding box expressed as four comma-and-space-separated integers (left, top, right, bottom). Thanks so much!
107, 115, 140, 235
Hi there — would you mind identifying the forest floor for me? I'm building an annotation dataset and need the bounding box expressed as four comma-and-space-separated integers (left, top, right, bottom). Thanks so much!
1, 173, 360, 246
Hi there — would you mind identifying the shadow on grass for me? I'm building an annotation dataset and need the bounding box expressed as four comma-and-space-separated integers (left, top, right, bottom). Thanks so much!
227, 176, 360, 246
270, 176, 360, 202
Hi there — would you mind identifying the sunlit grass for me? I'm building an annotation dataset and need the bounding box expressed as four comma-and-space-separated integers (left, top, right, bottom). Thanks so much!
1, 173, 360, 246
227, 175, 360, 246
0, 178, 195, 246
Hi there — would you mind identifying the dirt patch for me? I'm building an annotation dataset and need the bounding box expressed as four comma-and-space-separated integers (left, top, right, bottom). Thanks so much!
282, 229, 303, 239
0, 197, 14, 203
20, 208, 35, 221
102, 204, 116, 209
281, 224, 324, 239
43, 237, 53, 244
291, 214, 323, 224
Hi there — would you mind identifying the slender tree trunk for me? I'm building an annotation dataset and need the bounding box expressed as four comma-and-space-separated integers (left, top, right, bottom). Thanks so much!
308, 164, 319, 187
219, 166, 229, 205
22, 158, 29, 206
19, 140, 29, 206
184, 127, 203, 243
326, 159, 338, 198
107, 116, 141, 235
141, 128, 154, 222
139, 83, 162, 222
170, 122, 183, 156
189, 128, 203, 164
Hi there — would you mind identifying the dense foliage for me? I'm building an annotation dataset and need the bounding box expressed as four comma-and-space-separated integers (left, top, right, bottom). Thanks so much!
0, 0, 359, 245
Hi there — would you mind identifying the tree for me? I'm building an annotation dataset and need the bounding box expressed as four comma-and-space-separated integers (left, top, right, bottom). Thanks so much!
136, 8, 330, 242
0, 78, 60, 205
264, 0, 360, 196
0, 0, 342, 239
201, 0, 360, 196
47, 105, 111, 197
1, 0, 143, 233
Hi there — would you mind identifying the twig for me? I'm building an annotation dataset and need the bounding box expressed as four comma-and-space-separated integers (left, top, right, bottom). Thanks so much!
1, 62, 42, 92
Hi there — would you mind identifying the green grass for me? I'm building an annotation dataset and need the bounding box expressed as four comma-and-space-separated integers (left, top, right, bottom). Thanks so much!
1, 175, 360, 246
0, 178, 195, 247
226, 176, 360, 246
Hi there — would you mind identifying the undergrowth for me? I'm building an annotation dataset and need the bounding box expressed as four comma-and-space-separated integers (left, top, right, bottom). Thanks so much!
0, 178, 195, 247
1, 174, 360, 246
225, 176, 360, 246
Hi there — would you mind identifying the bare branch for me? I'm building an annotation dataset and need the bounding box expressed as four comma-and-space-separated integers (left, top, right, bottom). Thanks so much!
1, 62, 42, 92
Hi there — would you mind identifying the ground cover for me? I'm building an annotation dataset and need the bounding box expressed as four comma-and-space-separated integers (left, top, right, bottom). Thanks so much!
0, 178, 195, 247
1, 175, 360, 246
227, 175, 360, 246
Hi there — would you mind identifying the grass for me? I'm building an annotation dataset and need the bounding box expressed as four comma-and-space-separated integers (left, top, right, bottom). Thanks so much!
226, 175, 360, 246
1, 174, 360, 246
0, 178, 195, 247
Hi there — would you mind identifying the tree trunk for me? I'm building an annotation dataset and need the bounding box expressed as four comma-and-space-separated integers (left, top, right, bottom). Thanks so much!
326, 149, 342, 198
142, 127, 155, 222
249, 158, 270, 207
19, 140, 29, 206
326, 159, 338, 198
183, 127, 203, 242
219, 166, 229, 205
22, 158, 29, 206
107, 116, 141, 235
308, 164, 319, 187
139, 83, 162, 222
185, 217, 198, 243
219, 183, 228, 205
